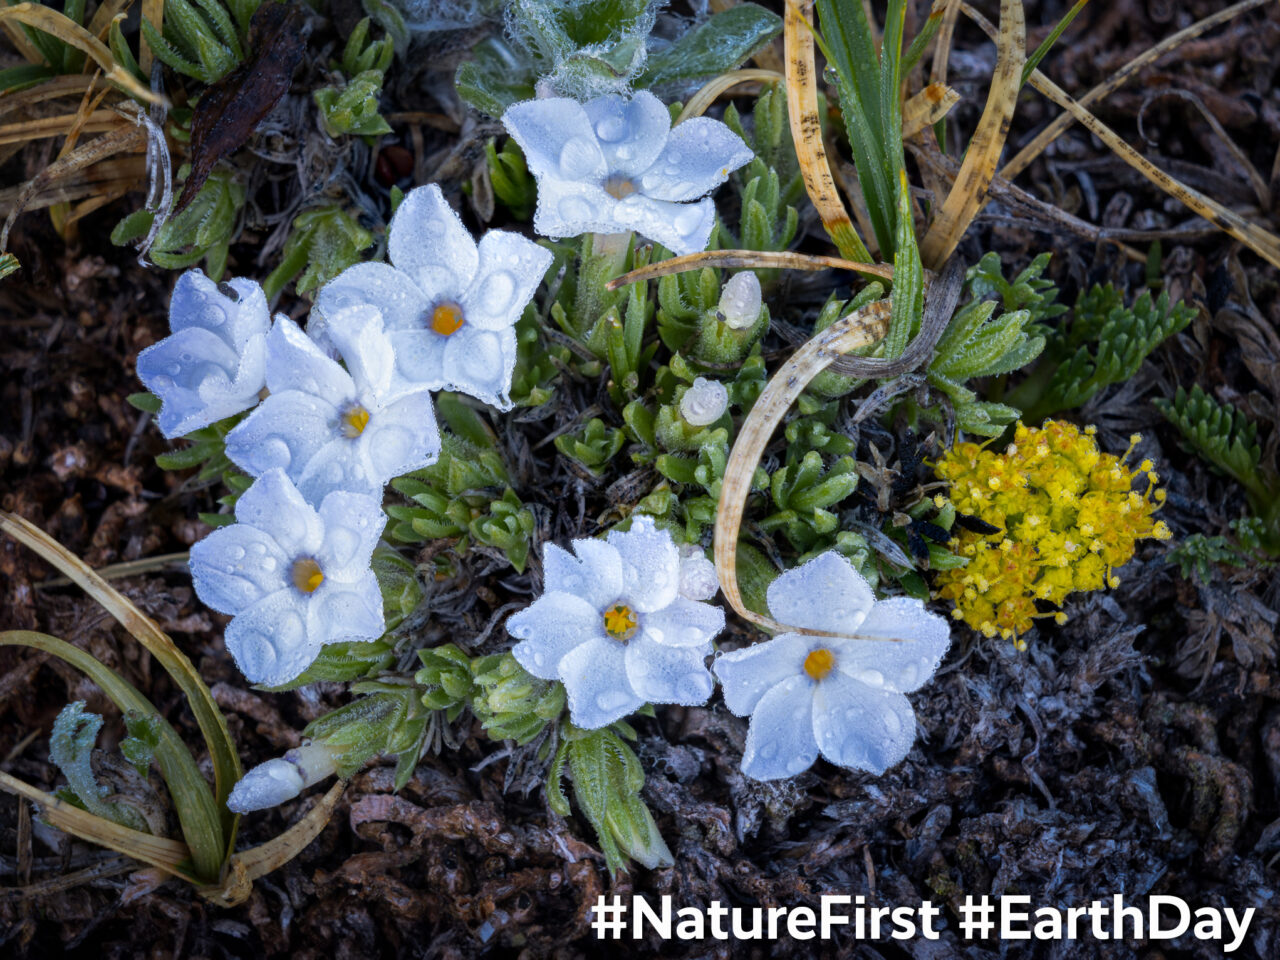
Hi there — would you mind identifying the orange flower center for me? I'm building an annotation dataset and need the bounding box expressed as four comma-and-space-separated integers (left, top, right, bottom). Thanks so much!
291, 557, 324, 594
603, 603, 638, 641
603, 176, 637, 200
803, 648, 836, 681
340, 403, 370, 438
430, 302, 465, 336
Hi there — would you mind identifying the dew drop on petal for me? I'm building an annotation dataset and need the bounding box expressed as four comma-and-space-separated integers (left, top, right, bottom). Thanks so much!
558, 137, 600, 180
883, 710, 902, 736
595, 689, 633, 714
853, 668, 885, 688
479, 270, 516, 316
558, 195, 594, 223
673, 205, 704, 238
595, 114, 628, 142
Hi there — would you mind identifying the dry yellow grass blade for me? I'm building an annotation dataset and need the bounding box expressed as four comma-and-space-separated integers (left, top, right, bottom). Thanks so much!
140, 0, 163, 73
606, 249, 893, 291
783, 0, 872, 263
86, 0, 134, 41
960, 2, 1280, 271
929, 0, 961, 85
0, 75, 107, 122
0, 109, 126, 146
0, 3, 164, 106
0, 770, 200, 883
903, 82, 959, 140
675, 68, 784, 125
918, 0, 1024, 269
714, 300, 892, 634
1000, 0, 1272, 182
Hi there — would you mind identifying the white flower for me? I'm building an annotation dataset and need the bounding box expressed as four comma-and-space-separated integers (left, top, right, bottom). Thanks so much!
190, 469, 386, 686
677, 544, 719, 601
713, 552, 950, 781
507, 517, 724, 729
717, 271, 762, 330
224, 307, 440, 504
679, 377, 728, 427
226, 742, 337, 813
501, 90, 753, 256
136, 270, 276, 438
315, 183, 552, 410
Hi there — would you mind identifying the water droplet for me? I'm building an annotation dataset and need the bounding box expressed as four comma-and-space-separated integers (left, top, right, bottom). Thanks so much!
558, 137, 599, 179
595, 114, 628, 142
479, 270, 516, 316
673, 205, 704, 238
855, 668, 885, 688
822, 64, 839, 86
883, 711, 902, 736
595, 689, 632, 712
557, 195, 594, 223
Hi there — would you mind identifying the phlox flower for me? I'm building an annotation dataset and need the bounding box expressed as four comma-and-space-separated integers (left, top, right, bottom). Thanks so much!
507, 517, 724, 729
714, 552, 950, 781
501, 90, 753, 256
316, 183, 552, 410
136, 270, 276, 438
224, 306, 440, 504
189, 469, 386, 686
227, 742, 336, 813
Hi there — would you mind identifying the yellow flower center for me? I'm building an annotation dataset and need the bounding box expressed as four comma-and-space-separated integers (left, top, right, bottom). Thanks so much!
804, 648, 836, 681
291, 557, 324, 594
340, 403, 370, 438
603, 603, 638, 641
430, 302, 465, 336
603, 176, 637, 200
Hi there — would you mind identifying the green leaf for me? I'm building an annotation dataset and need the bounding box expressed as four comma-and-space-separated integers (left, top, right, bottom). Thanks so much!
50, 702, 150, 832
638, 4, 781, 86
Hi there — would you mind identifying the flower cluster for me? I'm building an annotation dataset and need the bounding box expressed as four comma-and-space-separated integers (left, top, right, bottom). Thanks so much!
934, 420, 1172, 647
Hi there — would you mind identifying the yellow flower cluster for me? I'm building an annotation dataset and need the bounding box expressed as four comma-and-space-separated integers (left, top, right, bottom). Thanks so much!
934, 421, 1171, 649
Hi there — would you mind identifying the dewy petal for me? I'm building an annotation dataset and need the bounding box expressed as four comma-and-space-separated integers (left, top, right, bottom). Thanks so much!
224, 391, 339, 482
264, 316, 355, 399
613, 194, 715, 257
640, 597, 723, 649
581, 90, 671, 178
558, 635, 643, 729
767, 551, 875, 636
460, 230, 552, 331
323, 304, 396, 399
712, 633, 812, 716
638, 116, 754, 202
189, 523, 289, 616
316, 261, 430, 334
624, 633, 714, 706
308, 569, 384, 645
606, 516, 681, 613
315, 490, 386, 581
740, 674, 819, 781
168, 271, 269, 352
296, 439, 382, 503
502, 97, 608, 185
530, 177, 618, 241
542, 539, 623, 611
508, 591, 604, 680
137, 326, 251, 438
387, 184, 479, 299
441, 325, 518, 409
226, 758, 304, 813
360, 390, 441, 481
832, 597, 950, 693
232, 469, 325, 559
224, 589, 320, 687
388, 329, 446, 391
812, 671, 917, 775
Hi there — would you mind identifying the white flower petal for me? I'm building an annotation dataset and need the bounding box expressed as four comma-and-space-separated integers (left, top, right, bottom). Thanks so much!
308, 569, 384, 645
502, 97, 607, 185
224, 391, 340, 481
624, 633, 714, 706
387, 184, 479, 299
387, 328, 447, 391
640, 597, 723, 648
766, 551, 875, 636
323, 304, 396, 398
614, 194, 715, 257
558, 635, 643, 729
508, 591, 604, 680
315, 490, 387, 580
639, 116, 753, 202
812, 672, 917, 775
542, 539, 623, 611
224, 589, 320, 687
581, 90, 670, 178
265, 316, 354, 398
832, 598, 950, 693
530, 177, 618, 240
232, 469, 324, 559
740, 674, 819, 781
606, 516, 680, 613
189, 523, 289, 615
712, 633, 811, 716
169, 271, 269, 352
360, 390, 440, 480
295, 441, 382, 503
461, 231, 551, 331
317, 261, 430, 333
137, 326, 251, 438
226, 757, 304, 813
441, 325, 518, 409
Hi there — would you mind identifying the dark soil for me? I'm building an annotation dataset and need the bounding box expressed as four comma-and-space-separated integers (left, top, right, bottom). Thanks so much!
3, 1, 1280, 957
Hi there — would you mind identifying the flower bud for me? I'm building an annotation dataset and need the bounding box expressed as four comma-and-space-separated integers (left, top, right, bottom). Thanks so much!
678, 377, 728, 427
678, 544, 719, 601
716, 271, 761, 330
226, 741, 337, 813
